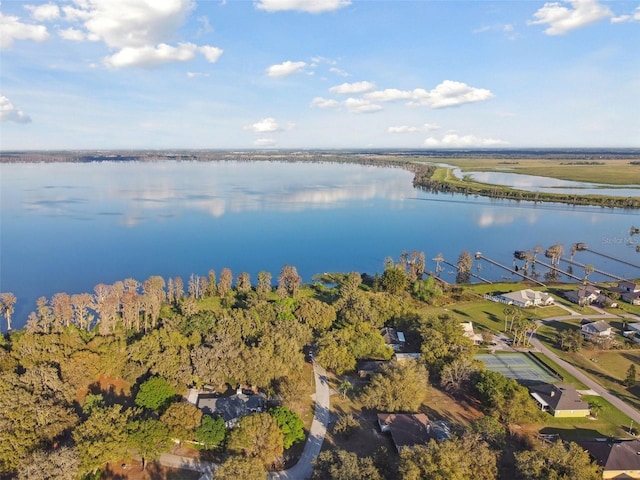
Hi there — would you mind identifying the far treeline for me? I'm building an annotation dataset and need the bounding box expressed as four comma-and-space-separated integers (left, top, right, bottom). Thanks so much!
0, 253, 606, 480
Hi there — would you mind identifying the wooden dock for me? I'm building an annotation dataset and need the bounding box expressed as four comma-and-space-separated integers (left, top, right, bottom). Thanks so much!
475, 252, 546, 287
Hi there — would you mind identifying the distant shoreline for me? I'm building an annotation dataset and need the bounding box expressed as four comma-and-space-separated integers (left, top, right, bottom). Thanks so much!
1, 149, 638, 209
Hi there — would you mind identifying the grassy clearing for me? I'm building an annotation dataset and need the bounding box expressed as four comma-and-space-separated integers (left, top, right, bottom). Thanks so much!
424, 158, 640, 185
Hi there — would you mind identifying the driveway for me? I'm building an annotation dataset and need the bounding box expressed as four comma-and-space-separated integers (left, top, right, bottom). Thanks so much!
530, 332, 640, 426
158, 361, 331, 480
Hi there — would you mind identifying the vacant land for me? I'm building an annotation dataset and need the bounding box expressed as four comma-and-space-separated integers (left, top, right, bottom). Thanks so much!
427, 158, 640, 186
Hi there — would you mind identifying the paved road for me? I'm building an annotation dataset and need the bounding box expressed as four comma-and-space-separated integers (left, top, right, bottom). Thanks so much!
158, 361, 331, 480
531, 327, 640, 426
268, 362, 331, 480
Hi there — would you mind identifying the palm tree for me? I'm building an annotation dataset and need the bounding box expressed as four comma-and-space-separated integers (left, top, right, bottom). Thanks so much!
338, 380, 352, 400
583, 264, 595, 283
589, 400, 603, 418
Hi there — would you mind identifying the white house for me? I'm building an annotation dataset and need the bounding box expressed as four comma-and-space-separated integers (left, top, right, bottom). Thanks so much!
581, 320, 613, 339
496, 289, 555, 308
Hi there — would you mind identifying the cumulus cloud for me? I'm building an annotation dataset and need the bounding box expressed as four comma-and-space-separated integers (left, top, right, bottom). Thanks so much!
310, 97, 340, 109
25, 3, 61, 22
0, 96, 32, 124
246, 117, 282, 133
104, 42, 199, 68
0, 12, 49, 48
388, 123, 440, 134
58, 27, 86, 41
364, 88, 413, 102
199, 45, 224, 63
255, 0, 351, 13
410, 81, 494, 108
344, 98, 382, 114
266, 60, 307, 77
329, 81, 375, 94
423, 132, 508, 148
51, 0, 223, 68
611, 6, 640, 23
528, 0, 612, 35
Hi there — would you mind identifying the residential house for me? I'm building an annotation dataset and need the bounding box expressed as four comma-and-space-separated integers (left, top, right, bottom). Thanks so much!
565, 285, 601, 306
377, 413, 431, 451
187, 387, 267, 428
380, 327, 406, 352
581, 320, 613, 340
529, 383, 590, 418
623, 322, 640, 344
460, 321, 483, 345
578, 439, 640, 479
618, 281, 640, 305
495, 289, 555, 308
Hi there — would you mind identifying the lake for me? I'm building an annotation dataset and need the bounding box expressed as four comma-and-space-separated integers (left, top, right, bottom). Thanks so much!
1, 160, 639, 329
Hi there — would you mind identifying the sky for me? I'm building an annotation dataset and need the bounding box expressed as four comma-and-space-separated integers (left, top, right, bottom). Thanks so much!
1, 0, 639, 150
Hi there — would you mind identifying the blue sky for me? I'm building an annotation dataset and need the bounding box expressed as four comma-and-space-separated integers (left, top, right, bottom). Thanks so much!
1, 0, 639, 149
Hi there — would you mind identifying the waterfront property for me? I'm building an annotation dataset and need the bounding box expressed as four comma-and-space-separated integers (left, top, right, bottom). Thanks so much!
618, 281, 640, 305
491, 289, 555, 308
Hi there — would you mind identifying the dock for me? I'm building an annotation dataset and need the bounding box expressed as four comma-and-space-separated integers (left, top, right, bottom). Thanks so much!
475, 252, 546, 287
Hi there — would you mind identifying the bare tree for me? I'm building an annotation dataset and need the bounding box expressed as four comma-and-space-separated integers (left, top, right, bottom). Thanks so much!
236, 272, 252, 293
257, 271, 272, 299
0, 292, 17, 332
218, 268, 233, 298
277, 264, 302, 298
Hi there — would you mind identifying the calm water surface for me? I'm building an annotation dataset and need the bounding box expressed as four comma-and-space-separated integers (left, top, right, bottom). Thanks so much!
1, 161, 639, 328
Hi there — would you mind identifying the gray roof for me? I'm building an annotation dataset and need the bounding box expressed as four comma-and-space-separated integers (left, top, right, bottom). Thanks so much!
578, 439, 640, 472
196, 392, 266, 423
377, 413, 430, 450
530, 384, 589, 413
581, 320, 612, 333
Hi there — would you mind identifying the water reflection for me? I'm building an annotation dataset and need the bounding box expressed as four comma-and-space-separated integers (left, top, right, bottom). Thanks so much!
12, 161, 415, 225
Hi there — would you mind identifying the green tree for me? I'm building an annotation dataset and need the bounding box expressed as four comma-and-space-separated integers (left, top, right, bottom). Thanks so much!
134, 376, 176, 412
588, 400, 603, 419
215, 455, 266, 480
624, 364, 637, 387
294, 297, 336, 333
73, 405, 131, 475
160, 402, 202, 443
469, 415, 507, 449
313, 449, 382, 480
128, 418, 170, 470
515, 440, 602, 480
196, 415, 226, 449
360, 359, 428, 412
333, 414, 360, 438
418, 313, 474, 375
456, 250, 473, 284
473, 370, 541, 425
17, 447, 80, 480
277, 264, 302, 298
227, 413, 284, 468
399, 435, 497, 480
269, 406, 305, 449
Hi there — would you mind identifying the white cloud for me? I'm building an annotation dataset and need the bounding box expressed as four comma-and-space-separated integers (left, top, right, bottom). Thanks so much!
344, 98, 382, 114
388, 123, 440, 134
255, 0, 351, 13
528, 0, 612, 35
329, 81, 375, 94
0, 96, 32, 124
254, 138, 277, 147
104, 42, 198, 69
80, 0, 195, 49
266, 60, 307, 77
0, 12, 49, 48
187, 71, 210, 78
199, 45, 224, 63
246, 117, 282, 133
410, 81, 494, 108
310, 97, 340, 109
25, 3, 61, 22
612, 6, 640, 23
423, 132, 508, 147
58, 27, 86, 41
365, 88, 413, 102
329, 66, 349, 77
